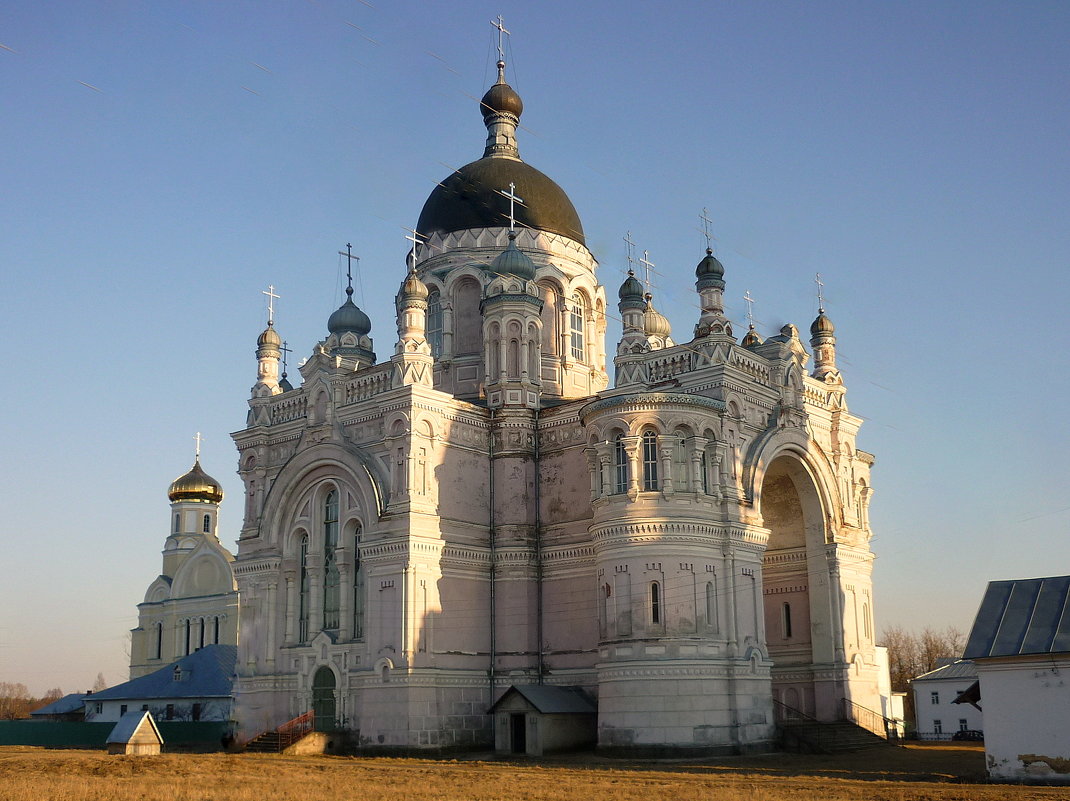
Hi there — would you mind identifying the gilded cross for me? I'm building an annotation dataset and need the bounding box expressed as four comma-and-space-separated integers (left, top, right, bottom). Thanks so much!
194, 431, 203, 459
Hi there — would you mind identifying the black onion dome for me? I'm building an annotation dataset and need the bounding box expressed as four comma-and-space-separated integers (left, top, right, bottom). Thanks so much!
490, 232, 537, 281
328, 293, 372, 337
810, 311, 835, 336
417, 158, 585, 245
481, 81, 523, 119
618, 271, 644, 302
696, 249, 725, 280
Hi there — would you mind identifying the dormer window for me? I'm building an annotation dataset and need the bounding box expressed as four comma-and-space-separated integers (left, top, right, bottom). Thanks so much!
173, 666, 183, 682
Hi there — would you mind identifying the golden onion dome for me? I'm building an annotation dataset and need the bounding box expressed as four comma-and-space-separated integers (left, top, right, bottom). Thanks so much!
258, 322, 282, 349
168, 459, 224, 503
643, 296, 672, 338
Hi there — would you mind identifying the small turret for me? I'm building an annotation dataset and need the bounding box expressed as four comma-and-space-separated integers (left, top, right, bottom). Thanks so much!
253, 286, 283, 398
810, 308, 839, 380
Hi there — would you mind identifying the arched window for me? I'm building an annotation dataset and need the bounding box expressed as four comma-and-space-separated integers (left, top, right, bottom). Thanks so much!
184, 620, 191, 655
642, 431, 659, 491
701, 450, 710, 494
213, 616, 220, 645
353, 526, 365, 639
174, 513, 180, 534
672, 436, 688, 489
862, 602, 871, 640
426, 290, 442, 357
488, 322, 501, 377
154, 622, 163, 660
298, 534, 310, 642
539, 283, 559, 356
782, 602, 793, 638
650, 581, 661, 624
570, 293, 585, 361
202, 513, 211, 534
613, 434, 628, 494
453, 278, 482, 355
323, 491, 340, 631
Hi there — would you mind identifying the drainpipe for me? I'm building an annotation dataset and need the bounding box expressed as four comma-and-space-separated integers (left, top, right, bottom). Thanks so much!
488, 409, 497, 690
533, 402, 543, 683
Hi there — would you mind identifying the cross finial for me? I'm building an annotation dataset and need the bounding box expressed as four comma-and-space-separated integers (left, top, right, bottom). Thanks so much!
743, 290, 756, 329
280, 340, 292, 376
815, 272, 825, 313
638, 249, 655, 292
700, 207, 714, 252
403, 227, 424, 269
337, 243, 359, 298
623, 231, 636, 275
499, 182, 523, 232
194, 431, 203, 460
262, 284, 280, 325
491, 15, 510, 67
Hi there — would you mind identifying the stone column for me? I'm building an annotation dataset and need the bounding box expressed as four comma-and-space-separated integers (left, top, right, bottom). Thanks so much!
283, 569, 297, 645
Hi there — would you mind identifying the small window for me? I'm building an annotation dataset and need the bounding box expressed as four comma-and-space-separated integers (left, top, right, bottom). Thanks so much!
120, 704, 127, 716
782, 602, 793, 638
933, 719, 942, 734
213, 616, 220, 645
570, 293, 585, 361
166, 704, 175, 721
154, 622, 163, 660
959, 718, 968, 731
931, 691, 939, 705
203, 513, 211, 533
650, 581, 661, 624
95, 702, 102, 714
192, 703, 202, 722
174, 513, 180, 533
141, 704, 148, 712
174, 666, 183, 682
426, 291, 442, 358
700, 450, 710, 494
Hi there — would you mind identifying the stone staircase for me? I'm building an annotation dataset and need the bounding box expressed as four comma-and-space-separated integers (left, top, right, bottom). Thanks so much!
779, 719, 889, 754
243, 710, 314, 753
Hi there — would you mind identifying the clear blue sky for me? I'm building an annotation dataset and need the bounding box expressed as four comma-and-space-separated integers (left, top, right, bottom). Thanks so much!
2, 1, 1068, 695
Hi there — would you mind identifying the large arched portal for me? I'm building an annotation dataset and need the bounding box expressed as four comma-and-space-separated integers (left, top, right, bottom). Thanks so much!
759, 454, 837, 720
312, 666, 337, 731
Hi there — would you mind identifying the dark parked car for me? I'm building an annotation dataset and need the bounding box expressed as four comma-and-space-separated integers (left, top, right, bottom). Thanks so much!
952, 729, 984, 741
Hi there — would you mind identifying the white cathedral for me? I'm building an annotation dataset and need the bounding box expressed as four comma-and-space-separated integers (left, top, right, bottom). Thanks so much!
133, 48, 882, 755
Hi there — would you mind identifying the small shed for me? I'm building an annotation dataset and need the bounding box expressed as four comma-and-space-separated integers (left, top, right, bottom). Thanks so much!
490, 685, 596, 756
106, 710, 163, 755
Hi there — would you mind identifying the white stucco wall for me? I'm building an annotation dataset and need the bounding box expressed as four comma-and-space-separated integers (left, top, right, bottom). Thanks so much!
978, 656, 1070, 781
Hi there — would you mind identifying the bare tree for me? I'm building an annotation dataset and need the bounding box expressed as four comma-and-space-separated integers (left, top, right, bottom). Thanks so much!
91, 672, 108, 693
0, 682, 30, 719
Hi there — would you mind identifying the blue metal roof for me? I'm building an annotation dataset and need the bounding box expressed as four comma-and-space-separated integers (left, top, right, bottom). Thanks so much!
30, 692, 88, 716
911, 659, 978, 683
91, 645, 236, 701
963, 576, 1070, 659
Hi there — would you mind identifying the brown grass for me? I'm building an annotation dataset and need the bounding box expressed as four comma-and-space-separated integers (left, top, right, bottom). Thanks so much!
0, 744, 1063, 800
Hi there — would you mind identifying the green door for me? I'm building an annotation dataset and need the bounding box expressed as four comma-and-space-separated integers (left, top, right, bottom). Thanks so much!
312, 667, 336, 731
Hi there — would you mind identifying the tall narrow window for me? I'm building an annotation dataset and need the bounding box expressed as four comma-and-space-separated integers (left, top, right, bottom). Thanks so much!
862, 602, 872, 640
202, 513, 211, 533
174, 513, 180, 533
782, 602, 793, 638
213, 616, 220, 645
299, 534, 310, 642
672, 437, 688, 489
570, 293, 585, 361
701, 450, 710, 494
184, 620, 191, 655
426, 291, 442, 357
613, 435, 628, 494
199, 618, 205, 649
155, 622, 163, 660
352, 527, 365, 639
650, 581, 661, 624
642, 431, 659, 491
323, 491, 340, 631
705, 580, 717, 631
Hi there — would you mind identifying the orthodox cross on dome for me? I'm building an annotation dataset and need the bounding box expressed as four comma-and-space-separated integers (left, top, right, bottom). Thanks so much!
743, 290, 757, 329
623, 231, 637, 276
403, 227, 424, 269
491, 15, 510, 65
261, 284, 280, 325
338, 243, 359, 296
700, 207, 714, 251
638, 250, 655, 292
814, 272, 825, 313
194, 431, 203, 459
280, 340, 292, 374
499, 182, 523, 232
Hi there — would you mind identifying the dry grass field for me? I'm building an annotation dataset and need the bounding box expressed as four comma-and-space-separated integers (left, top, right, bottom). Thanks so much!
0, 743, 1065, 801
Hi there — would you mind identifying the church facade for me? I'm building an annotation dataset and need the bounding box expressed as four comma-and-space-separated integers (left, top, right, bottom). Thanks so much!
229, 56, 880, 753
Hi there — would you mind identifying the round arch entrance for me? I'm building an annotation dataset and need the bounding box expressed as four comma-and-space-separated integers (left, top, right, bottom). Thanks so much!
312, 666, 337, 731
759, 454, 831, 719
